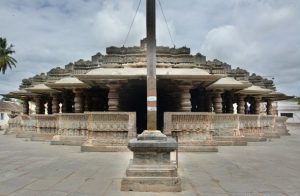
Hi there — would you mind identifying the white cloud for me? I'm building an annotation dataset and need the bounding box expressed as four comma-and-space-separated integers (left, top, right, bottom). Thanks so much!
0, 0, 299, 96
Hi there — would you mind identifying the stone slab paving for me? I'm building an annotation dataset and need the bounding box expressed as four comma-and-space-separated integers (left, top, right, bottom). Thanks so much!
0, 126, 299, 196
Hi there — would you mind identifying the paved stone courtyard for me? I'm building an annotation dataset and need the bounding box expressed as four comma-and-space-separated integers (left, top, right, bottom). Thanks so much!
0, 126, 299, 196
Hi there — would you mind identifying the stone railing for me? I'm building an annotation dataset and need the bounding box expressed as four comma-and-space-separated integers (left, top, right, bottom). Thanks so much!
51, 113, 88, 145
212, 114, 240, 136
238, 115, 263, 140
56, 113, 87, 137
81, 112, 136, 151
275, 116, 289, 135
164, 112, 218, 152
7, 115, 24, 134
260, 115, 278, 138
34, 115, 57, 135
164, 113, 285, 146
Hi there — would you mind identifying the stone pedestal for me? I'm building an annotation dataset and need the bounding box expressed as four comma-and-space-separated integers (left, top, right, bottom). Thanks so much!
121, 130, 181, 192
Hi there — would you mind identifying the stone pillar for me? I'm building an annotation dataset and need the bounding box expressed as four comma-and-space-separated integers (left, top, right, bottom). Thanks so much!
84, 92, 90, 112
73, 89, 83, 113
226, 91, 234, 113
266, 99, 273, 115
254, 96, 261, 114
34, 96, 42, 114
237, 95, 246, 114
107, 83, 120, 111
206, 93, 213, 112
22, 98, 29, 115
213, 91, 223, 114
47, 97, 52, 114
178, 84, 192, 112
51, 93, 59, 114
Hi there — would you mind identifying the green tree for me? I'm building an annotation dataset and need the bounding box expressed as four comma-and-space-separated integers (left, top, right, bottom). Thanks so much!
0, 37, 17, 74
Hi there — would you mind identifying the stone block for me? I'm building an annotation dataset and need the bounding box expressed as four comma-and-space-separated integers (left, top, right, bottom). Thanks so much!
121, 176, 181, 192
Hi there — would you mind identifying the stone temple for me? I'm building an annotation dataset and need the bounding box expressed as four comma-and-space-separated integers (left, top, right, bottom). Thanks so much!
5, 37, 292, 152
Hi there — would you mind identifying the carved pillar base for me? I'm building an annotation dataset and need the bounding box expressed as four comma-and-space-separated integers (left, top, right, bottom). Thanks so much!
213, 91, 223, 114
179, 84, 192, 112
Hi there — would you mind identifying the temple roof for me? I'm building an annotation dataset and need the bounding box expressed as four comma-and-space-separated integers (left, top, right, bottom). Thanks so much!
78, 68, 222, 81
25, 84, 58, 94
46, 77, 90, 89
237, 85, 272, 95
206, 77, 251, 90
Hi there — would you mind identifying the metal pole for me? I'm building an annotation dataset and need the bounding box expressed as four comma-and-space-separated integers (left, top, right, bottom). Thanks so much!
146, 0, 157, 130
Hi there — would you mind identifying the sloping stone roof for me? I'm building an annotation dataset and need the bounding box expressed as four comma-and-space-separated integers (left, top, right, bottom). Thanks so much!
0, 100, 22, 113
206, 77, 251, 90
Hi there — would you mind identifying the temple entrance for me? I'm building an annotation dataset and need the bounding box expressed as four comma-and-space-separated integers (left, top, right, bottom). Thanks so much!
119, 80, 181, 134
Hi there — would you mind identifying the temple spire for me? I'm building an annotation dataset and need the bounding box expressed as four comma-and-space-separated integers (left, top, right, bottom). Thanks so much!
146, 0, 157, 130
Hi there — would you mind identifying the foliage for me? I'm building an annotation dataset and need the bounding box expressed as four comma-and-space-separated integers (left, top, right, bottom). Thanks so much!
0, 37, 17, 74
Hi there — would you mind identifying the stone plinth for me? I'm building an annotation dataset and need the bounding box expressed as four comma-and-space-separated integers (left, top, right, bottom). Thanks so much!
51, 113, 87, 146
164, 112, 218, 152
81, 112, 136, 152
121, 130, 181, 192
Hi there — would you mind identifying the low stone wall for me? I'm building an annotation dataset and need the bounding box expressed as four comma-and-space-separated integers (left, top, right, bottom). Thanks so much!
51, 113, 87, 146
31, 115, 57, 141
81, 112, 136, 152
212, 114, 246, 146
164, 112, 218, 152
239, 115, 267, 142
6, 115, 22, 135
275, 116, 289, 135
260, 115, 279, 138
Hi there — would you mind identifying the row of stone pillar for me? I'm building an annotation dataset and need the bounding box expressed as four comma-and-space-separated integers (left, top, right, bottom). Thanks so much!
22, 85, 121, 115
22, 85, 273, 115
179, 88, 273, 115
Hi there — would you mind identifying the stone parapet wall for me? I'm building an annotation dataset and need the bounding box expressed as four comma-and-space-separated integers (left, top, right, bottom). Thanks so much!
164, 113, 287, 146
275, 116, 289, 135
164, 112, 218, 152
238, 115, 266, 141
56, 113, 87, 137
81, 112, 136, 151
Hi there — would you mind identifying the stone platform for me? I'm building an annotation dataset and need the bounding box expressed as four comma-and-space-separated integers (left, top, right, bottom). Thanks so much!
0, 125, 299, 195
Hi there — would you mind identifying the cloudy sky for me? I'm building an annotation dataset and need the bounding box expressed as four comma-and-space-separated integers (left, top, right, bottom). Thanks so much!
0, 0, 299, 96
